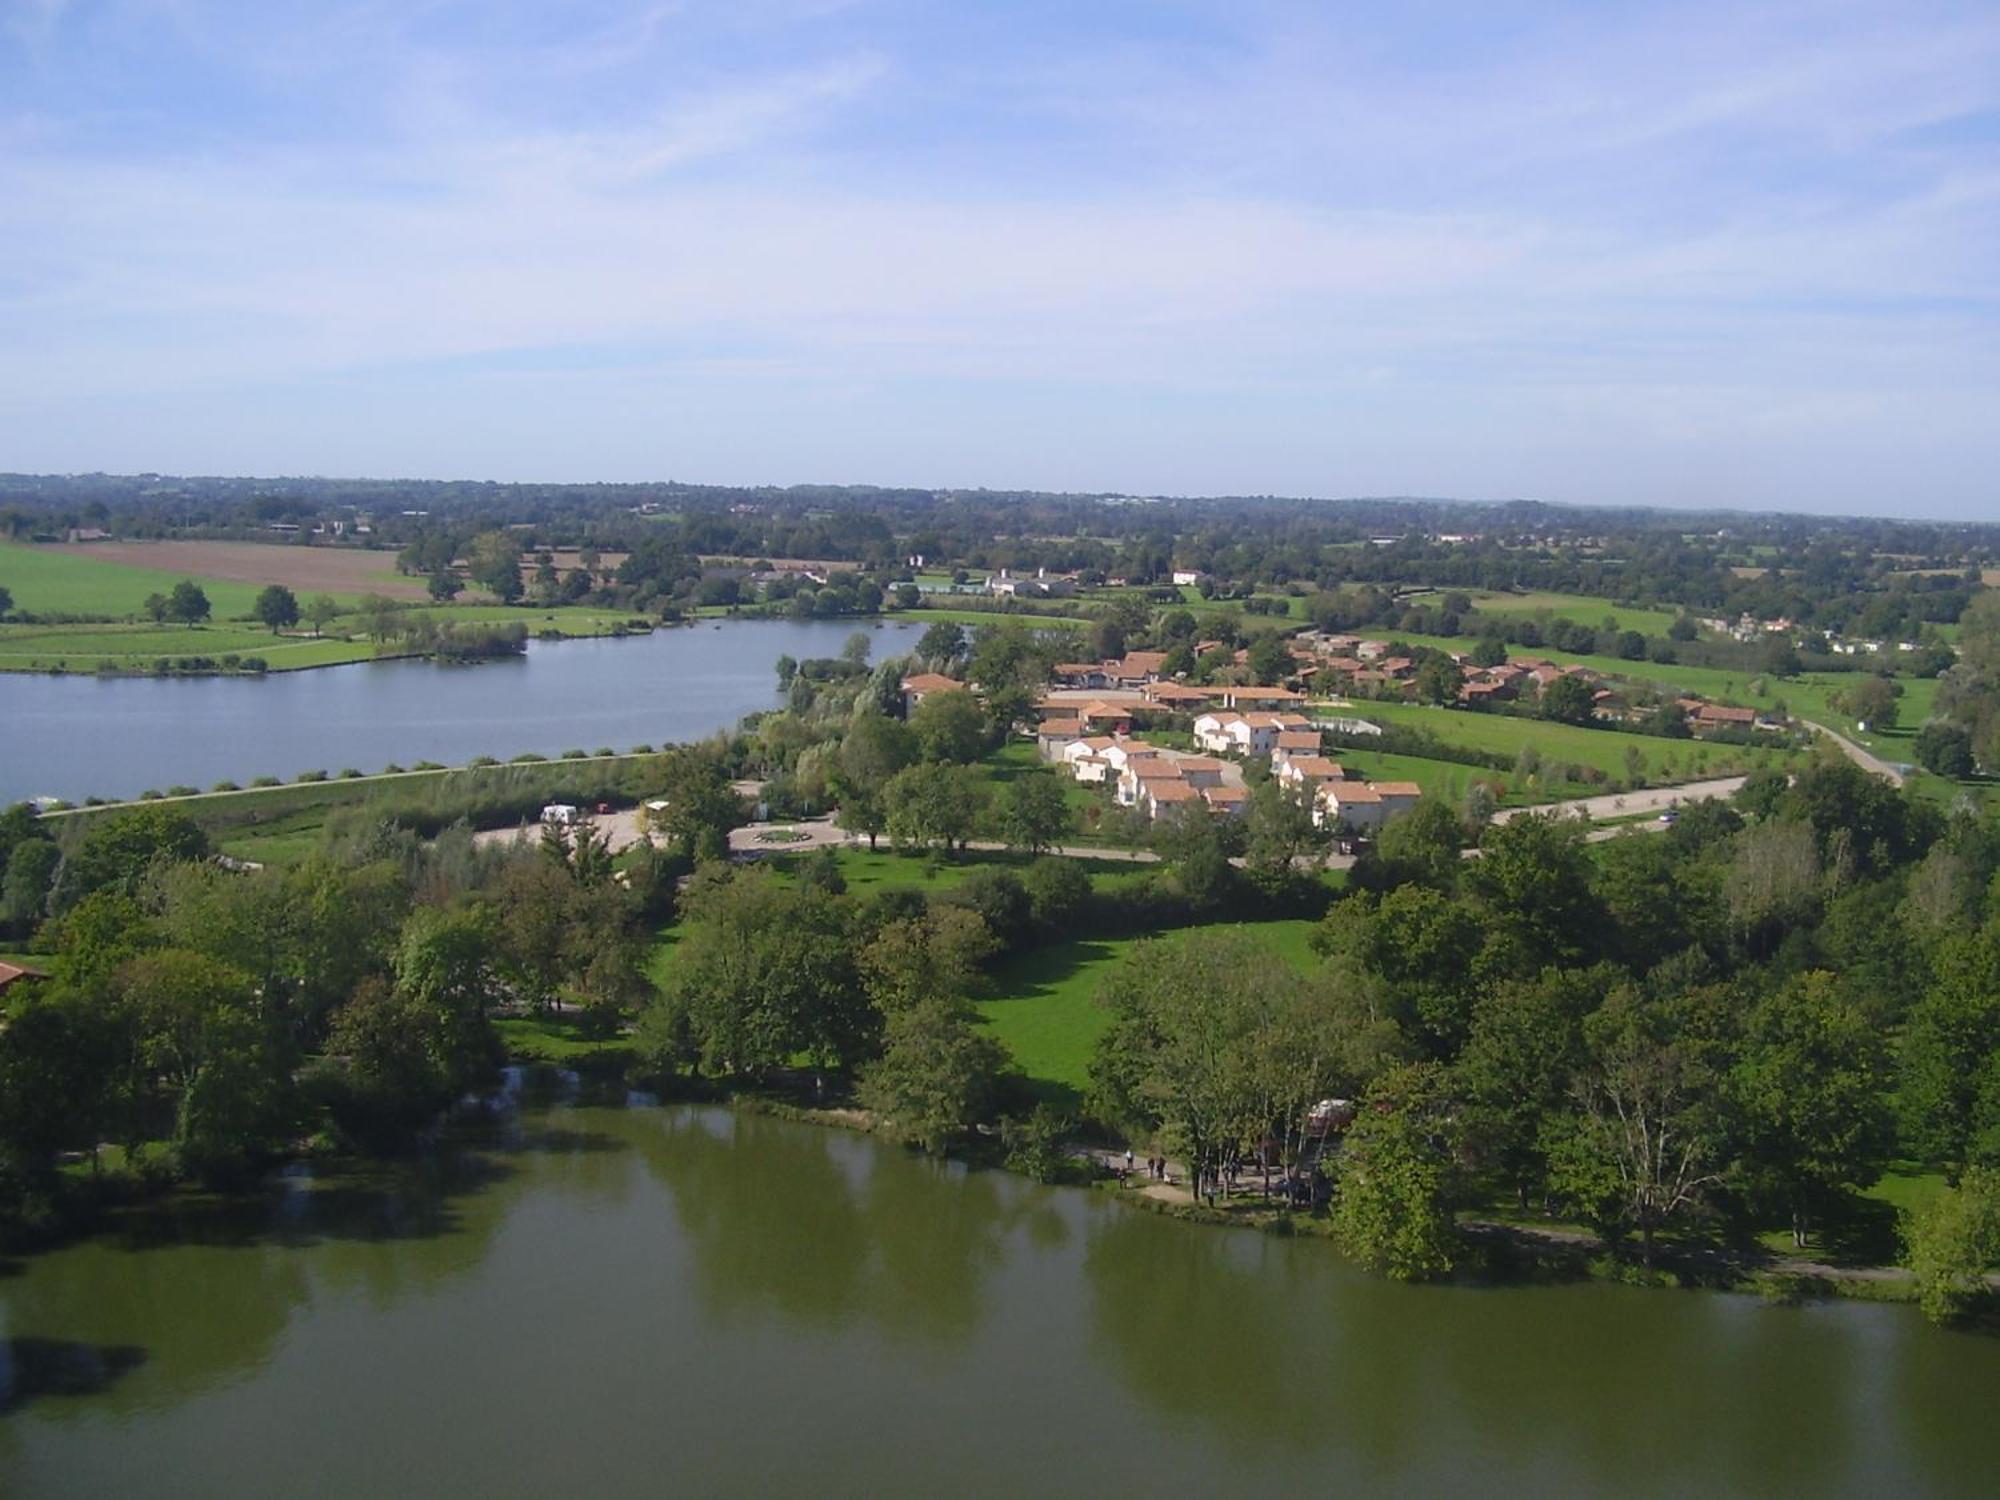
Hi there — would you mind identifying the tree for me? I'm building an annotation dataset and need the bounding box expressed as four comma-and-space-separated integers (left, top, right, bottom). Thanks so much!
882, 763, 982, 852
1246, 633, 1291, 683
166, 579, 211, 627
253, 584, 300, 633
1466, 812, 1601, 971
858, 905, 996, 1013
118, 948, 288, 1181
1545, 991, 1726, 1265
1903, 1167, 2000, 1325
910, 689, 988, 764
0, 582, 11, 619
915, 620, 967, 670
392, 906, 503, 1095
1089, 932, 1297, 1205
1414, 653, 1462, 706
56, 804, 209, 907
1470, 634, 1507, 669
1243, 779, 1324, 876
1357, 798, 1465, 893
306, 594, 341, 637
649, 749, 742, 862
1000, 771, 1072, 854
1457, 972, 1593, 1208
1913, 721, 1976, 779
467, 531, 524, 603
1332, 1063, 1463, 1280
861, 995, 1008, 1153
1898, 926, 2000, 1167
1732, 972, 1890, 1247
427, 569, 463, 601
663, 869, 869, 1080
1540, 674, 1597, 726
1834, 675, 1900, 730
143, 592, 169, 623
1, 837, 60, 933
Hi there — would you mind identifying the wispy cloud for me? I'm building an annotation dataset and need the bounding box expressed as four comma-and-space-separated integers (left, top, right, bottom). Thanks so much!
0, 0, 1995, 512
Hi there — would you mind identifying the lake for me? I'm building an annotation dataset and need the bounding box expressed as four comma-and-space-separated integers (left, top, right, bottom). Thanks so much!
0, 619, 920, 804
3, 1094, 1996, 1498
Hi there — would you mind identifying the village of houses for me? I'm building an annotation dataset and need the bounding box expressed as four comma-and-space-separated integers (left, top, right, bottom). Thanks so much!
901, 629, 1776, 842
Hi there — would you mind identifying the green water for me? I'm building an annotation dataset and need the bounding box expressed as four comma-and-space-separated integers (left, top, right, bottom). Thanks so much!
4, 1095, 1997, 1497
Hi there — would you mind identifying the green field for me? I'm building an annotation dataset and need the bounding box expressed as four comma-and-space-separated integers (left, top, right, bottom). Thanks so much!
1345, 700, 1802, 786
0, 603, 649, 674
977, 919, 1321, 1100
1463, 591, 1682, 637
0, 540, 278, 618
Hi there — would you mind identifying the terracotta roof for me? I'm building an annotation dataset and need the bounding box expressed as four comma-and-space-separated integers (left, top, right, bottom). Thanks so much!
1369, 781, 1424, 797
1325, 784, 1382, 803
1176, 755, 1227, 771
1144, 682, 1211, 702
901, 672, 964, 694
1695, 703, 1757, 723
1132, 760, 1187, 780
1146, 780, 1201, 803
1038, 719, 1084, 737
1201, 785, 1248, 804
1274, 731, 1321, 749
1115, 651, 1170, 677
1073, 736, 1119, 751
0, 960, 48, 992
1273, 713, 1311, 728
1285, 756, 1345, 781
1231, 685, 1305, 700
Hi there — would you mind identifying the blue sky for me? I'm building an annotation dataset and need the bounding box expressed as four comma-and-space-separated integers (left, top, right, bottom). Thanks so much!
2, 0, 1997, 516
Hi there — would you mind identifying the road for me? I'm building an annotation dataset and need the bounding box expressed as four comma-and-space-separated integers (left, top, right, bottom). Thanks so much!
1489, 776, 1747, 826
1804, 720, 1906, 787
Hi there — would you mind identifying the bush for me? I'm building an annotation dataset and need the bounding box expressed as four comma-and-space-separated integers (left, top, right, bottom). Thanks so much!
414, 760, 445, 771
296, 769, 329, 783
211, 780, 239, 793
139, 789, 163, 801
337, 768, 364, 779
560, 748, 588, 760
511, 752, 549, 764
382, 763, 406, 775
165, 785, 198, 798
251, 775, 281, 788
468, 755, 499, 767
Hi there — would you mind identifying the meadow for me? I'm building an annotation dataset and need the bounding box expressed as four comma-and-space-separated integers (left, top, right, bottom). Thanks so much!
976, 919, 1321, 1101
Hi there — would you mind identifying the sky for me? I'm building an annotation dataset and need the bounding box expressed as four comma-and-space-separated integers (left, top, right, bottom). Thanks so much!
1, 1, 1997, 517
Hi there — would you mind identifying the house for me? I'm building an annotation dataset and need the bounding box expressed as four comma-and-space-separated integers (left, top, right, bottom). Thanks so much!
1220, 685, 1306, 710
1193, 711, 1289, 757
1172, 569, 1207, 586
1315, 779, 1421, 833
0, 960, 49, 996
1138, 777, 1202, 819
1315, 782, 1383, 832
1691, 703, 1758, 732
1060, 736, 1119, 784
1108, 651, 1171, 688
1143, 681, 1213, 709
1035, 719, 1085, 758
1118, 758, 1187, 807
1201, 784, 1250, 817
1272, 730, 1322, 760
1276, 754, 1346, 791
1175, 756, 1228, 790
1052, 661, 1113, 689
901, 672, 964, 712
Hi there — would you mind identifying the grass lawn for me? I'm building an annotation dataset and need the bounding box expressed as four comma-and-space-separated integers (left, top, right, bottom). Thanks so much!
886, 605, 1093, 629
0, 603, 659, 673
977, 918, 1322, 1102
494, 1012, 634, 1063
1347, 700, 1802, 786
1462, 591, 1683, 637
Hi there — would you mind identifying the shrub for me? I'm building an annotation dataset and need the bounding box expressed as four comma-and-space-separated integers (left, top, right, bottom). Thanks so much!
382, 763, 406, 775
296, 769, 329, 783
337, 768, 364, 779
560, 748, 588, 760
468, 755, 499, 767
251, 775, 281, 788
512, 752, 549, 764
413, 760, 445, 771
165, 785, 198, 798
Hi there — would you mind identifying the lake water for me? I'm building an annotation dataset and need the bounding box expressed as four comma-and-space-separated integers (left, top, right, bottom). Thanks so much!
3, 1095, 1996, 1498
0, 620, 920, 804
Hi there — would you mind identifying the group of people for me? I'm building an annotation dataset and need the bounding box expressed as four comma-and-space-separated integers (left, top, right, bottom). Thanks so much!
1118, 1149, 1171, 1183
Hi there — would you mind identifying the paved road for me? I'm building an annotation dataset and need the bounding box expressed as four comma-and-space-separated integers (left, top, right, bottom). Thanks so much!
1804, 720, 1906, 787
1490, 776, 1747, 826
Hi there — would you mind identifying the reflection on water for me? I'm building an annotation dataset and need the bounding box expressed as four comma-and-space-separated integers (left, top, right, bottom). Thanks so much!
2, 1096, 1998, 1499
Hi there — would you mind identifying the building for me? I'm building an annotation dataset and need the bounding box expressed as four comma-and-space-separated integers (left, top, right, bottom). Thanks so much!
1035, 719, 1085, 758
1276, 754, 1346, 792
901, 672, 964, 713
1138, 777, 1202, 820
0, 960, 49, 996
